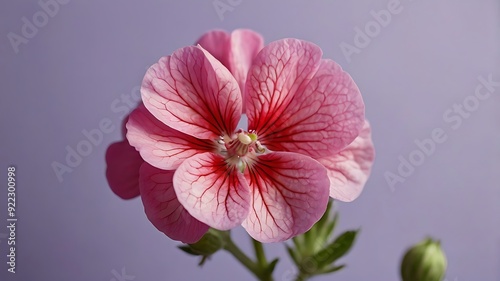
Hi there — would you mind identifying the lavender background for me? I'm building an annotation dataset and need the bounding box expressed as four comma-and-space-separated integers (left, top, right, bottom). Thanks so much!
1, 0, 499, 280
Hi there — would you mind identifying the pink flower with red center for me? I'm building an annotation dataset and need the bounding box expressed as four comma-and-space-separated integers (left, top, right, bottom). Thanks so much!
105, 29, 375, 243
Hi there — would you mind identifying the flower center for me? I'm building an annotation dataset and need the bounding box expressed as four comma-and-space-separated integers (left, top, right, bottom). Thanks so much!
218, 130, 266, 172
226, 131, 260, 157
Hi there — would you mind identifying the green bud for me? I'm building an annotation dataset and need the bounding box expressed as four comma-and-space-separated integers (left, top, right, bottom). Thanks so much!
401, 238, 447, 281
183, 230, 223, 256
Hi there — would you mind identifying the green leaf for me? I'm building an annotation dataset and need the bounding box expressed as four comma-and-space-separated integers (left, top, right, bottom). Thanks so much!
310, 230, 359, 268
198, 256, 209, 266
314, 200, 333, 231
317, 264, 345, 274
303, 226, 317, 255
263, 258, 280, 275
318, 212, 338, 242
178, 245, 202, 256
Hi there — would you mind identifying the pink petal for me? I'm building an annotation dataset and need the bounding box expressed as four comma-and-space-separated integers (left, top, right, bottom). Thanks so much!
227, 29, 264, 112
242, 152, 330, 243
139, 162, 209, 243
195, 29, 231, 69
318, 120, 375, 202
120, 115, 129, 138
105, 140, 143, 200
246, 39, 365, 158
196, 29, 264, 97
126, 105, 215, 170
141, 45, 242, 139
173, 152, 251, 230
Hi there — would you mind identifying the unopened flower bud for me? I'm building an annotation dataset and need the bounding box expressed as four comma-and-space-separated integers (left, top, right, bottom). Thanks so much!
187, 230, 223, 256
401, 238, 447, 281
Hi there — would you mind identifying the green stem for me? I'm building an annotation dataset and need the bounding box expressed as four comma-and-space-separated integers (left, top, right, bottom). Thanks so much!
217, 230, 274, 281
223, 236, 260, 274
252, 238, 268, 268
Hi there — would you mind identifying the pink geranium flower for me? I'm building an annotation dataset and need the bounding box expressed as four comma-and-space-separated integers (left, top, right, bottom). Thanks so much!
106, 29, 375, 243
106, 29, 265, 243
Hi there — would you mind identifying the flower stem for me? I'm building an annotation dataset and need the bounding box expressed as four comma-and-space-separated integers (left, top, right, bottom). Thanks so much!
217, 230, 274, 281
224, 238, 260, 274
252, 238, 268, 268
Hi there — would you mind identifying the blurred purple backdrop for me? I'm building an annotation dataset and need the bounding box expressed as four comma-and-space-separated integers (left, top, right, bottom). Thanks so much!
1, 0, 499, 280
